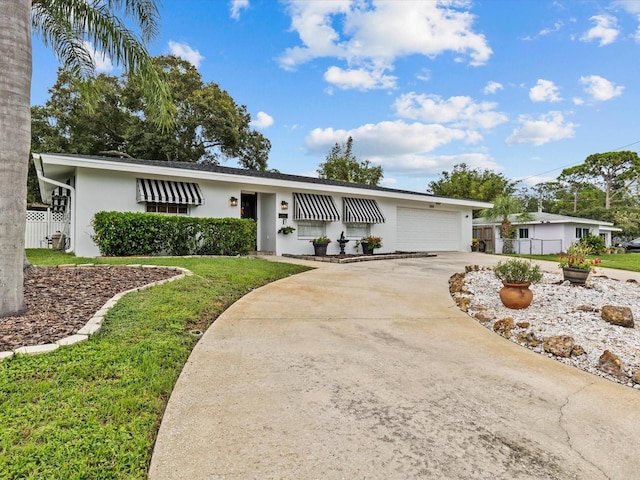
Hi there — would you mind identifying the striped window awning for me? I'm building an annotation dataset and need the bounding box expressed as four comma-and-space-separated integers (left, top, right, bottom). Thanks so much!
293, 193, 340, 222
51, 186, 70, 213
136, 178, 204, 205
343, 197, 385, 224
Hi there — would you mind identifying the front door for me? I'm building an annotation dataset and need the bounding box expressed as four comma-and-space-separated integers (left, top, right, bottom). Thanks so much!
241, 193, 257, 220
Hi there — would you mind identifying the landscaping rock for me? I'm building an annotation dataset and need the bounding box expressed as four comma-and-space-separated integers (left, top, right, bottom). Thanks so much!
516, 321, 530, 328
543, 335, 575, 358
458, 297, 470, 312
517, 331, 541, 348
601, 305, 634, 328
493, 317, 514, 338
474, 312, 493, 324
598, 350, 622, 375
571, 344, 586, 356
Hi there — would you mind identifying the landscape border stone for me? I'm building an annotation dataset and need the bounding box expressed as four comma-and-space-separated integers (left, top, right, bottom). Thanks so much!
0, 264, 192, 361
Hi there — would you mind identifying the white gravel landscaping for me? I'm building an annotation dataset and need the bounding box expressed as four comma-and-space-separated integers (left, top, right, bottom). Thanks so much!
454, 267, 640, 389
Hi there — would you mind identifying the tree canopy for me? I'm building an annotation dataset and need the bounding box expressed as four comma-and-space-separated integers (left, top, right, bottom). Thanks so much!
427, 163, 517, 202
558, 151, 640, 209
317, 136, 383, 186
31, 56, 271, 170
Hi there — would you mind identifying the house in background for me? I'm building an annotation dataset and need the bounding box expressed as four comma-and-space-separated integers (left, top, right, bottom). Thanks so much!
32, 153, 491, 257
473, 212, 621, 255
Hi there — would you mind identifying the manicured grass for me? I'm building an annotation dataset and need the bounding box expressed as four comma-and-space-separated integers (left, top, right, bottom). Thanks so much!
511, 252, 640, 272
1, 250, 310, 479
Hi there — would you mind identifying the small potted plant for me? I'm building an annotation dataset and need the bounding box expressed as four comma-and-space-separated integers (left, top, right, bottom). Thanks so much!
357, 235, 382, 255
277, 226, 296, 235
558, 241, 600, 285
493, 258, 542, 309
471, 238, 479, 251
310, 236, 331, 256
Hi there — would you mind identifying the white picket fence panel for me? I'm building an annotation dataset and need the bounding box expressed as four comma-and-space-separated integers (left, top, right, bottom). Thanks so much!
25, 209, 68, 248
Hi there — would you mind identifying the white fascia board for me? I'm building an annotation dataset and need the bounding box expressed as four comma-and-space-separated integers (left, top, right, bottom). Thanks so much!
37, 154, 492, 209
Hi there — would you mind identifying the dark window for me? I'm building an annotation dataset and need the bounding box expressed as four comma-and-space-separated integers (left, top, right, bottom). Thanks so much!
519, 228, 529, 239
146, 202, 188, 215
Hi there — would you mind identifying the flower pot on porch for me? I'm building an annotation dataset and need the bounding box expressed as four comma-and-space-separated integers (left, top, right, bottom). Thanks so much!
499, 282, 533, 309
313, 243, 328, 256
361, 241, 372, 255
562, 267, 590, 285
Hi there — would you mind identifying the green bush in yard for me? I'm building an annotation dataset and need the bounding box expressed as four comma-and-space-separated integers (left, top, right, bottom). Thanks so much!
579, 233, 606, 255
92, 211, 256, 256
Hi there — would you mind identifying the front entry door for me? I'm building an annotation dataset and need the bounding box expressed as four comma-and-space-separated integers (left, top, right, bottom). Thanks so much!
241, 193, 257, 220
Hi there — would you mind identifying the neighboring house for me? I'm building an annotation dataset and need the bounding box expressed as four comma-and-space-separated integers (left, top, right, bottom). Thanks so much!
473, 212, 621, 255
32, 153, 491, 257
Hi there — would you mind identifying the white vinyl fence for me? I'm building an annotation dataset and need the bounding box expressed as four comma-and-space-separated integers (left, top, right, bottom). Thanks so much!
495, 238, 563, 255
25, 209, 68, 248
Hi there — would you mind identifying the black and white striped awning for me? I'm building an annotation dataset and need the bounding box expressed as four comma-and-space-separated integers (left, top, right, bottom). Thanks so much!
293, 193, 340, 222
51, 186, 70, 212
343, 197, 385, 224
136, 178, 204, 205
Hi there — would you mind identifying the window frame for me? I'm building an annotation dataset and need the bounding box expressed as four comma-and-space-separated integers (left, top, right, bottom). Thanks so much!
296, 220, 325, 239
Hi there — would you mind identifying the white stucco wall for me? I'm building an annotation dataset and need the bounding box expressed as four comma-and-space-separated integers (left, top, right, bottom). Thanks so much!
42, 155, 485, 257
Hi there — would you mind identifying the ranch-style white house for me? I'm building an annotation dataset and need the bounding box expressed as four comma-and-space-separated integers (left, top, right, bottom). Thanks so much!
473, 211, 621, 255
32, 153, 491, 258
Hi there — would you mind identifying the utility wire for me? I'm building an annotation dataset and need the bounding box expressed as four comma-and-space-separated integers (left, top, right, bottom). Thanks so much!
519, 138, 640, 185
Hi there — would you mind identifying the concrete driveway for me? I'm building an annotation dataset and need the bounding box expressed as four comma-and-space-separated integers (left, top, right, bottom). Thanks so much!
149, 253, 640, 479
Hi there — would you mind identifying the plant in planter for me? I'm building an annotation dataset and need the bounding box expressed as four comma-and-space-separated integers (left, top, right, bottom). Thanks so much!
493, 258, 542, 309
471, 238, 479, 251
310, 236, 331, 256
277, 226, 296, 235
357, 235, 382, 255
558, 242, 600, 285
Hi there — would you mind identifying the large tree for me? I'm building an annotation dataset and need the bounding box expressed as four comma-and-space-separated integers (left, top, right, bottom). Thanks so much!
32, 56, 271, 169
317, 136, 383, 186
1, 0, 171, 317
427, 163, 517, 202
559, 151, 640, 209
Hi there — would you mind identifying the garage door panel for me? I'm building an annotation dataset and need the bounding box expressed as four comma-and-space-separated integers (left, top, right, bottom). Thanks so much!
397, 207, 460, 251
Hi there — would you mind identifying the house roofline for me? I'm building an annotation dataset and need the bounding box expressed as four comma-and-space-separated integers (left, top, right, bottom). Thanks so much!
34, 153, 493, 209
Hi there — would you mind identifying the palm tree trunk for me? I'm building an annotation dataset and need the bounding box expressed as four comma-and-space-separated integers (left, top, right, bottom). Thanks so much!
0, 0, 31, 316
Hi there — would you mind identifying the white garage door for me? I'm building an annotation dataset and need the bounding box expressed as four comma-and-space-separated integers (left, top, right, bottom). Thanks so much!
396, 207, 460, 251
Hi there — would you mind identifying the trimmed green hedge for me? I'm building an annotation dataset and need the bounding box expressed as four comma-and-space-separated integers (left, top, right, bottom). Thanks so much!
92, 211, 256, 256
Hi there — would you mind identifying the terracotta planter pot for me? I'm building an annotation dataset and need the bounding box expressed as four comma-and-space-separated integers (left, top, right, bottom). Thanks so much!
562, 267, 590, 285
499, 282, 533, 309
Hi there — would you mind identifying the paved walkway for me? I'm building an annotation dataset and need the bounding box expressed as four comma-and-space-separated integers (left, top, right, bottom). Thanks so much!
149, 253, 640, 479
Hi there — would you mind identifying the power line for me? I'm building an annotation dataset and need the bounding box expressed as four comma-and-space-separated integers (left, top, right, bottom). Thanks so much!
519, 138, 640, 185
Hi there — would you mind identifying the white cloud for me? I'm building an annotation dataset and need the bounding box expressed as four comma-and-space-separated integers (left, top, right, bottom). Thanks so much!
250, 111, 274, 129
168, 41, 204, 68
323, 66, 397, 90
483, 81, 503, 95
416, 68, 431, 82
581, 14, 619, 46
83, 41, 114, 73
529, 79, 561, 103
278, 0, 491, 90
579, 75, 624, 101
393, 93, 508, 130
539, 20, 564, 36
302, 120, 502, 177
230, 0, 249, 20
506, 111, 577, 146
572, 97, 585, 105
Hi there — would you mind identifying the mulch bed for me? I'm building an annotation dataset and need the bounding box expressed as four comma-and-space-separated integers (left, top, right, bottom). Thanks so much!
0, 265, 182, 352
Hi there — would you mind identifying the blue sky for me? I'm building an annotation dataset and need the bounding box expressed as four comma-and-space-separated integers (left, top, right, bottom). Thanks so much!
31, 0, 640, 193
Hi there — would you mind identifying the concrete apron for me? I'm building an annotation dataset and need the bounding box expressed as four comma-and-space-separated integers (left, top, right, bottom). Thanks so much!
149, 253, 640, 480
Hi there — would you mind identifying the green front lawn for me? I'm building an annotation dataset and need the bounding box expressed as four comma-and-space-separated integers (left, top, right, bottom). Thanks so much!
513, 252, 640, 272
1, 250, 310, 479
